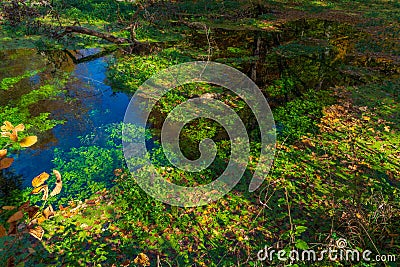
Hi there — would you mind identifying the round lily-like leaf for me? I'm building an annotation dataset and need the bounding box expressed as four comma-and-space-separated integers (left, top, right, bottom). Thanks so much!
0, 158, 14, 170
19, 136, 37, 147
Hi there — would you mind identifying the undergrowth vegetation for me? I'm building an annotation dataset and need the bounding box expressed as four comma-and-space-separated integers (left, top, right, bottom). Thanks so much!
0, 0, 399, 266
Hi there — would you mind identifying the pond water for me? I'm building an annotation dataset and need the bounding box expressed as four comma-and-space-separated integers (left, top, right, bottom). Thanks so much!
1, 19, 391, 193
0, 49, 131, 188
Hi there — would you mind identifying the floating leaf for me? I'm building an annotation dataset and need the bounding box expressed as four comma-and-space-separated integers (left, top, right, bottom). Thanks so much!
32, 172, 49, 187
2, 206, 16, 211
19, 136, 37, 148
29, 226, 44, 240
43, 205, 54, 219
0, 149, 7, 159
7, 210, 24, 223
31, 185, 49, 201
50, 170, 62, 197
0, 158, 14, 170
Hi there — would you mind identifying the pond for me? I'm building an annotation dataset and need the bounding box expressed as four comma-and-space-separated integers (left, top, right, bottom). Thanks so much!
0, 48, 131, 188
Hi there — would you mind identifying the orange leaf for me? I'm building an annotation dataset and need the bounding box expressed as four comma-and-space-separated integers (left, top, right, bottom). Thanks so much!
10, 131, 18, 142
50, 170, 62, 197
0, 149, 7, 159
7, 210, 24, 223
37, 216, 46, 224
0, 224, 6, 238
19, 136, 37, 148
32, 172, 49, 187
0, 158, 14, 170
29, 226, 44, 240
31, 185, 49, 201
2, 206, 16, 211
13, 124, 25, 132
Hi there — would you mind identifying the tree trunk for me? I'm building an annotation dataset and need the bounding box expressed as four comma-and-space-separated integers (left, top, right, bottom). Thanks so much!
57, 26, 140, 46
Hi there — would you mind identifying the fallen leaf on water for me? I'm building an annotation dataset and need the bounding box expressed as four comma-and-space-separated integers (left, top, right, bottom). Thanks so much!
0, 157, 14, 170
7, 210, 24, 223
19, 136, 37, 148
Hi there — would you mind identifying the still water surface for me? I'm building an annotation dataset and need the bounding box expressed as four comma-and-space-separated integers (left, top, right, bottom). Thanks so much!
0, 49, 131, 187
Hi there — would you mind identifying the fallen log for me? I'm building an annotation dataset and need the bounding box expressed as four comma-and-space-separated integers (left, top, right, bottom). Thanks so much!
56, 26, 139, 46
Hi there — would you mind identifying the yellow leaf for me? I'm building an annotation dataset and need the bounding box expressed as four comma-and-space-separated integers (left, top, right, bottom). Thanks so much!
384, 126, 390, 132
0, 224, 6, 238
0, 158, 14, 170
0, 149, 7, 159
29, 226, 44, 240
31, 185, 49, 201
134, 253, 150, 266
32, 172, 49, 187
50, 170, 62, 197
7, 210, 24, 223
1, 121, 14, 131
37, 216, 46, 224
362, 116, 370, 121
43, 205, 54, 219
13, 124, 25, 132
19, 136, 37, 148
